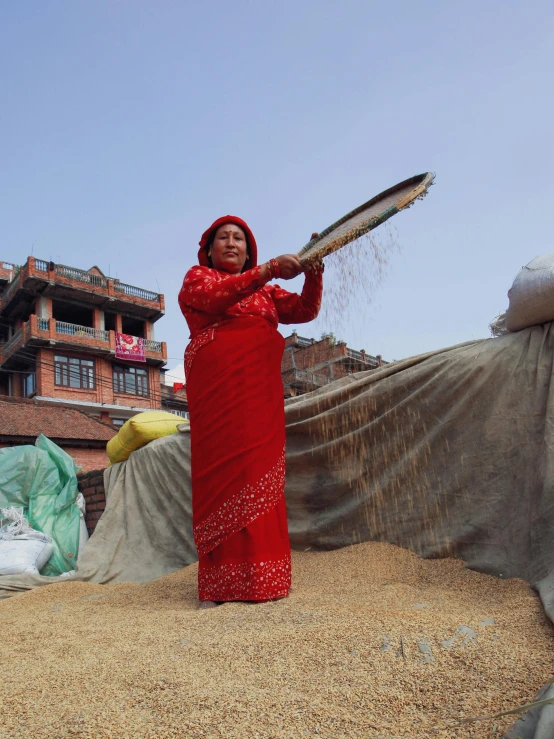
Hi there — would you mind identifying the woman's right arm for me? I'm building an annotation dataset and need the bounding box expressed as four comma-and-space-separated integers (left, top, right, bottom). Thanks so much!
179, 265, 272, 315
179, 255, 305, 316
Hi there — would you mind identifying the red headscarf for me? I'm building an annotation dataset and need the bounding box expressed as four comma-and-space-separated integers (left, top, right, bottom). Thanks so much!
198, 215, 258, 271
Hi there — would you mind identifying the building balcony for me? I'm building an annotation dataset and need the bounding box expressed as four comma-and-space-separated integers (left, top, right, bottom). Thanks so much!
0, 261, 17, 290
344, 347, 385, 369
282, 368, 332, 390
0, 257, 165, 321
0, 315, 167, 368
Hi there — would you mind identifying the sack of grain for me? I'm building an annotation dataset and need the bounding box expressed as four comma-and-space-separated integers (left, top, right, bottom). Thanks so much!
107, 411, 188, 465
505, 252, 554, 331
0, 508, 54, 576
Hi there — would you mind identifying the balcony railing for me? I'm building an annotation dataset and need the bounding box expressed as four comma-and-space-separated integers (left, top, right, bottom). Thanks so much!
284, 369, 331, 388
1, 259, 162, 311
0, 270, 23, 304
54, 264, 108, 288
144, 338, 162, 353
113, 281, 160, 302
345, 348, 382, 368
1, 316, 166, 366
55, 322, 110, 342
1, 328, 22, 356
346, 348, 363, 361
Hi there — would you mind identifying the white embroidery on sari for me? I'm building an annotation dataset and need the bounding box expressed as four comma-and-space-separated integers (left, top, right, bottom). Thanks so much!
184, 327, 215, 382
194, 446, 286, 556
199, 555, 291, 601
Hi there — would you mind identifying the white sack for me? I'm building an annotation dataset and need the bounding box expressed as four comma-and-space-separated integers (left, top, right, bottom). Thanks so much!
505, 253, 554, 331
0, 507, 54, 576
0, 535, 54, 576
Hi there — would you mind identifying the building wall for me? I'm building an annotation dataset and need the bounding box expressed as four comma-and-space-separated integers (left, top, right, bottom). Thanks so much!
0, 442, 109, 473
281, 333, 384, 397
1, 258, 167, 406
282, 336, 348, 378
71, 447, 110, 472
77, 469, 106, 535
36, 348, 162, 409
6, 374, 24, 397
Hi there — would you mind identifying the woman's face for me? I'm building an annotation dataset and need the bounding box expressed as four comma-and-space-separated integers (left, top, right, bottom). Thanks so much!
210, 224, 248, 274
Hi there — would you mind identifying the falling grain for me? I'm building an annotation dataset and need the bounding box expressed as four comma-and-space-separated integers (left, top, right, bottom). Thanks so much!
315, 225, 400, 339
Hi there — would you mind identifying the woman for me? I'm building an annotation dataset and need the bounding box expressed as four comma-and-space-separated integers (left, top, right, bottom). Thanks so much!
178, 215, 323, 608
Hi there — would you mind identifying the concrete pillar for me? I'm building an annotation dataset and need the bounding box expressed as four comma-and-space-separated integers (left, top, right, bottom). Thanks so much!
36, 296, 51, 319
93, 309, 104, 330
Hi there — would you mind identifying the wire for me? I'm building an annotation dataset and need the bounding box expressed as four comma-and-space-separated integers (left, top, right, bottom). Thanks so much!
0, 347, 181, 403
3, 349, 185, 397
3, 339, 185, 381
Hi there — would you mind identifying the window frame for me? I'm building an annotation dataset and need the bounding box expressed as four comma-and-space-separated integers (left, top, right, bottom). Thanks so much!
21, 371, 36, 398
54, 355, 96, 390
112, 364, 149, 398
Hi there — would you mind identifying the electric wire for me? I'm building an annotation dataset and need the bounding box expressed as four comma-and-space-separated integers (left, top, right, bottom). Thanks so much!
0, 346, 185, 406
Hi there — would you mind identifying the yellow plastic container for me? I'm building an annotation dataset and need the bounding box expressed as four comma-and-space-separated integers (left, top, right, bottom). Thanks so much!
107, 411, 188, 464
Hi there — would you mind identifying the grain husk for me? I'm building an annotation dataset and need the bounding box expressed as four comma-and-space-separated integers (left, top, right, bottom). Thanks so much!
1, 542, 552, 738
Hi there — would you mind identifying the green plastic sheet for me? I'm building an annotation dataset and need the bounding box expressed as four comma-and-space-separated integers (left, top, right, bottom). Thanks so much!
0, 435, 80, 576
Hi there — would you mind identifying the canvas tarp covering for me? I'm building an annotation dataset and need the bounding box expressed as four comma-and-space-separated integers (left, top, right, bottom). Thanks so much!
1, 323, 554, 735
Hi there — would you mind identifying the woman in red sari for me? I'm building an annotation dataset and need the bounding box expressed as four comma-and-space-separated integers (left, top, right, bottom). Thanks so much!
179, 215, 322, 608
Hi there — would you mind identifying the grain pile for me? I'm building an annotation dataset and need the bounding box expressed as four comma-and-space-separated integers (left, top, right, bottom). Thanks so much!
1, 542, 552, 739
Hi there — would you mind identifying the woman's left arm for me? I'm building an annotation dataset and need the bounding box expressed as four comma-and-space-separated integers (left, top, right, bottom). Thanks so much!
270, 263, 324, 324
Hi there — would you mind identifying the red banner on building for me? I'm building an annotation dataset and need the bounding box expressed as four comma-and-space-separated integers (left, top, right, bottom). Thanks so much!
115, 333, 146, 362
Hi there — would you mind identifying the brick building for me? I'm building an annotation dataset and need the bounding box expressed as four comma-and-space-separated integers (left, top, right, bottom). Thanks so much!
282, 331, 386, 397
0, 257, 167, 427
0, 396, 116, 470
160, 383, 189, 417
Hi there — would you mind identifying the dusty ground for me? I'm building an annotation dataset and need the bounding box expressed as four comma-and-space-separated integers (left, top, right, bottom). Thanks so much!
1, 542, 552, 739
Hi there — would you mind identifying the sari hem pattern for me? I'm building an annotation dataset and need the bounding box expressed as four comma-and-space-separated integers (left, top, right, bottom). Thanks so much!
194, 446, 286, 556
198, 554, 291, 602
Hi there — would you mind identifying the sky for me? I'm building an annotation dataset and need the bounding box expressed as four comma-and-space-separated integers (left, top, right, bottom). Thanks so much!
2, 1, 554, 382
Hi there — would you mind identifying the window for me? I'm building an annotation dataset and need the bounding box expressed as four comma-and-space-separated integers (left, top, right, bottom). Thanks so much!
21, 372, 36, 397
55, 355, 95, 389
111, 418, 126, 428
113, 365, 149, 397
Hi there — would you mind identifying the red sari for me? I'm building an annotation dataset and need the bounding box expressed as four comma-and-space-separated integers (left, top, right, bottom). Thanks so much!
179, 264, 322, 601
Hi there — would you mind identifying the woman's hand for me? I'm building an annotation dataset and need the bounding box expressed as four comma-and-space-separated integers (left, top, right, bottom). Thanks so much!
274, 254, 304, 280
303, 258, 324, 275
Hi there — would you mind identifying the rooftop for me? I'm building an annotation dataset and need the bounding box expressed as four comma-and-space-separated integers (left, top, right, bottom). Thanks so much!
0, 395, 117, 443
0, 257, 165, 321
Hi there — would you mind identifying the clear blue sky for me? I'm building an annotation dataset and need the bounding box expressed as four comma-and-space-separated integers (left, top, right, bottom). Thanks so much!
2, 1, 554, 377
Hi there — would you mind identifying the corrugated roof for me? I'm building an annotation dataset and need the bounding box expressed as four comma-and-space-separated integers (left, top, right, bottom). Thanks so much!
0, 396, 117, 442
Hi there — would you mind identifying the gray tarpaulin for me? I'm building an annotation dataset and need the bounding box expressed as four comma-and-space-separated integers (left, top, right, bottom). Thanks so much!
2, 322, 554, 736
